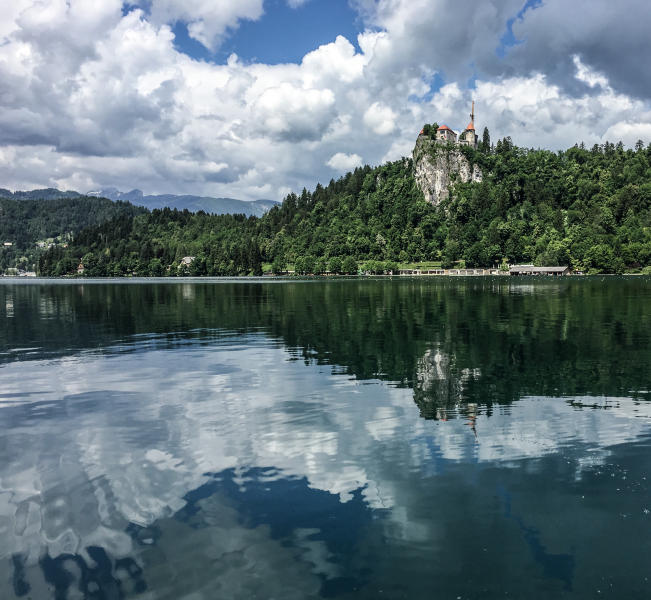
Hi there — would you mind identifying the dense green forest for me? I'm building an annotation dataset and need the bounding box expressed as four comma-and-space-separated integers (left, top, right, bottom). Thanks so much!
38, 136, 651, 276
0, 196, 145, 274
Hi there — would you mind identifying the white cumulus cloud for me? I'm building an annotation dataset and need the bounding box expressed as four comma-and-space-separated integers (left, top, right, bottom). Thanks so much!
146, 0, 264, 50
327, 152, 362, 172
252, 83, 337, 142
363, 102, 396, 135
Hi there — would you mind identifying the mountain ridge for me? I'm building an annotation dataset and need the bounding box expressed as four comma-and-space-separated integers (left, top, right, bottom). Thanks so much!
86, 188, 278, 216
0, 187, 279, 217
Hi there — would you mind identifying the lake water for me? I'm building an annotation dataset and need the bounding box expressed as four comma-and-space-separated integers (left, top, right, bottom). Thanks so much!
0, 277, 650, 599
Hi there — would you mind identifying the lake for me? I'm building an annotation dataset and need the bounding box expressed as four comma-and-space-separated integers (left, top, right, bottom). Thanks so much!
0, 277, 650, 599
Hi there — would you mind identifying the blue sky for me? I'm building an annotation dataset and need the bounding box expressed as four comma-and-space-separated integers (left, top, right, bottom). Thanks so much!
171, 1, 536, 69
171, 0, 531, 94
496, 0, 542, 57
211, 0, 362, 64
167, 0, 523, 103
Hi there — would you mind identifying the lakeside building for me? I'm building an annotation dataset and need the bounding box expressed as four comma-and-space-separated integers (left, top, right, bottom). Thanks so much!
395, 266, 571, 277
509, 265, 570, 276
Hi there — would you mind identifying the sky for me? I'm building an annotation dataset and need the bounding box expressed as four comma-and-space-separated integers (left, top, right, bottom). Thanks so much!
1, 0, 650, 200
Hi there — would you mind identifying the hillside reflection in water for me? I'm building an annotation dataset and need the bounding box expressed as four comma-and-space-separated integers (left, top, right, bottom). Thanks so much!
0, 278, 649, 599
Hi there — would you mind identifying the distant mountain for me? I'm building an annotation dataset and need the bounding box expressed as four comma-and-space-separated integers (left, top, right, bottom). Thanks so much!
86, 187, 142, 203
86, 187, 278, 217
0, 187, 279, 217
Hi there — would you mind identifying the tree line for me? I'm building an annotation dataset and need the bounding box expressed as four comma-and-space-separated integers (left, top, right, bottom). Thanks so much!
0, 196, 145, 274
38, 135, 651, 276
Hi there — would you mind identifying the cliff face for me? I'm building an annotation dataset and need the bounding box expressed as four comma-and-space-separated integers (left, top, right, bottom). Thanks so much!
412, 136, 482, 205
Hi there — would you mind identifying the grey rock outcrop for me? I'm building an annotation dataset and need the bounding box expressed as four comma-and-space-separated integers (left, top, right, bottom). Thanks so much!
412, 136, 482, 205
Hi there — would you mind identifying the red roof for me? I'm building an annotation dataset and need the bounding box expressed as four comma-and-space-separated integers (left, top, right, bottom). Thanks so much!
438, 124, 451, 131
465, 121, 475, 131
420, 128, 425, 135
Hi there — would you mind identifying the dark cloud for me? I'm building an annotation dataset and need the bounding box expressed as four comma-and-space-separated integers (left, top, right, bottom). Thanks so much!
203, 167, 240, 184
354, 0, 523, 86
356, 0, 650, 101
505, 0, 651, 100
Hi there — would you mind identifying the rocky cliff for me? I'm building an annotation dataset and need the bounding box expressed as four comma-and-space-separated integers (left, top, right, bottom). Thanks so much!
412, 136, 483, 205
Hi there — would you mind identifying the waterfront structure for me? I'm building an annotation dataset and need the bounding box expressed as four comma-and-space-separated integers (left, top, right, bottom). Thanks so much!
398, 268, 503, 276
509, 265, 570, 276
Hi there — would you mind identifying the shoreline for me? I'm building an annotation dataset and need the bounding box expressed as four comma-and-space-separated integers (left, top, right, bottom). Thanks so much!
1, 273, 648, 283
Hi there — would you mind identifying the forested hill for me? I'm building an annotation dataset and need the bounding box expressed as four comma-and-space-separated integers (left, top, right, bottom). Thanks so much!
0, 196, 145, 274
39, 139, 651, 277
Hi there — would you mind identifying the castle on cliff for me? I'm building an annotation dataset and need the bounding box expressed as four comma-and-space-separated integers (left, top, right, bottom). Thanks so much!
419, 102, 478, 149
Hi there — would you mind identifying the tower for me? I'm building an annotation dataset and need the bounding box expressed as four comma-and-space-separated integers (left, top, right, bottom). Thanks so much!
459, 101, 477, 149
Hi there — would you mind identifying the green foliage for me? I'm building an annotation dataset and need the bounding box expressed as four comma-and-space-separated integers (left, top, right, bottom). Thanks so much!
294, 254, 317, 275
480, 127, 491, 153
39, 208, 264, 277
420, 123, 439, 140
439, 138, 651, 272
271, 256, 286, 274
0, 196, 145, 274
385, 261, 399, 273
148, 258, 164, 276
360, 259, 399, 274
341, 256, 358, 275
328, 256, 343, 274
314, 257, 327, 275
294, 255, 306, 275
38, 139, 651, 276
303, 255, 316, 275
362, 260, 384, 274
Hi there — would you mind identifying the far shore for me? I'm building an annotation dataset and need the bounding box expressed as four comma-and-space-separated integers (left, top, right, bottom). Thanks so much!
2, 272, 648, 282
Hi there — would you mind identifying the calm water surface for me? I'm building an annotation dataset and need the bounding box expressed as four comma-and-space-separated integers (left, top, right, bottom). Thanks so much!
0, 277, 650, 599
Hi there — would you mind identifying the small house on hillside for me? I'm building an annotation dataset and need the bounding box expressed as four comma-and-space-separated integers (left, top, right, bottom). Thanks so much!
509, 265, 570, 276
77, 262, 85, 274
180, 256, 195, 267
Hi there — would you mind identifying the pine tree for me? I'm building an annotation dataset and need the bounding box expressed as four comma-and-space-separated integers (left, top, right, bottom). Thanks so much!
482, 127, 491, 154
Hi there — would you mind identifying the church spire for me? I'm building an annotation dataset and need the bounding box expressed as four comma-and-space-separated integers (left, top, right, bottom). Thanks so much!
465, 100, 475, 131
